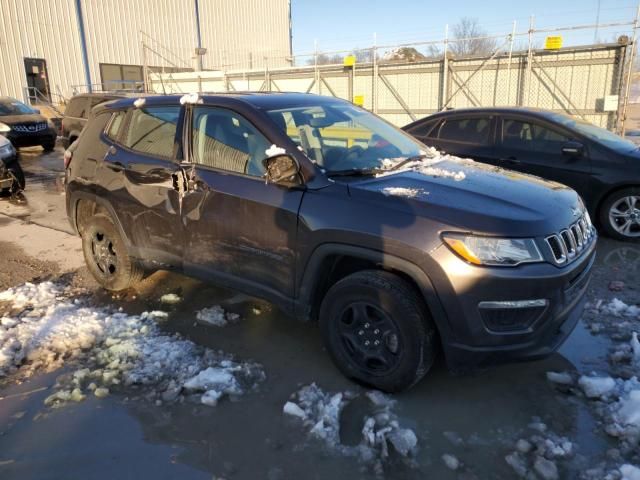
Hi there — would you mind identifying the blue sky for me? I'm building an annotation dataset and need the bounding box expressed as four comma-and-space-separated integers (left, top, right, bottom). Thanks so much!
291, 0, 639, 55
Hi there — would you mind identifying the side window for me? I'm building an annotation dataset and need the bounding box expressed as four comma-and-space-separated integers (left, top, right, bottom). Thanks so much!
191, 107, 269, 177
65, 97, 88, 118
105, 111, 126, 141
438, 117, 491, 145
503, 120, 569, 154
405, 119, 438, 140
124, 106, 180, 158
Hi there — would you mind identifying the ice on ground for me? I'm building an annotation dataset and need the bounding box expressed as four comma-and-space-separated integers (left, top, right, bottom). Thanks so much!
599, 298, 640, 318
442, 453, 460, 470
133, 98, 146, 108
283, 384, 418, 471
546, 371, 574, 385
504, 417, 574, 478
265, 144, 286, 157
620, 464, 640, 480
579, 375, 616, 399
195, 305, 240, 327
0, 281, 264, 408
160, 293, 182, 305
381, 187, 426, 198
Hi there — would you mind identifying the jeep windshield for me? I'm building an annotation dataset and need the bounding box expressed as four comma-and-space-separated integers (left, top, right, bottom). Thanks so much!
0, 99, 37, 116
266, 102, 436, 174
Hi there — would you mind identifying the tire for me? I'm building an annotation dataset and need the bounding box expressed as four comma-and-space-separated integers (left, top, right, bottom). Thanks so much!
319, 270, 437, 392
599, 187, 640, 241
81, 214, 144, 291
6, 162, 25, 193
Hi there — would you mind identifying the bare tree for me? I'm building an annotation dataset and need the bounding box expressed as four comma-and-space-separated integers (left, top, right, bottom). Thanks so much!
307, 53, 344, 65
450, 17, 497, 56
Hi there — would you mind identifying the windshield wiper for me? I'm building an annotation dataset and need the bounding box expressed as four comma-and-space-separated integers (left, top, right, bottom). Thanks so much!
326, 168, 386, 177
384, 154, 429, 173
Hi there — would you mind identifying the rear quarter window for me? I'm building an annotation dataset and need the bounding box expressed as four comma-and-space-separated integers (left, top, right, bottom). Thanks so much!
123, 106, 180, 158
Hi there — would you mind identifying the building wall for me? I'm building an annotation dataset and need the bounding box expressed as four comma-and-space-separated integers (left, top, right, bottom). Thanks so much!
0, 0, 291, 102
0, 0, 86, 102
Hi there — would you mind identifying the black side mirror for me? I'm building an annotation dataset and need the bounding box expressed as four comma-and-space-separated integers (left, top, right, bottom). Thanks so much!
263, 154, 299, 184
561, 141, 584, 158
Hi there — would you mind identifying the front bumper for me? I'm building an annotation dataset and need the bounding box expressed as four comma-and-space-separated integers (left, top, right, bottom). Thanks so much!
5, 130, 56, 148
428, 237, 596, 370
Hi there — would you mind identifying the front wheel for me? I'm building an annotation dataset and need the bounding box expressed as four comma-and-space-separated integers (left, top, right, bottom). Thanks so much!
319, 270, 437, 392
81, 214, 144, 291
2, 162, 25, 194
599, 188, 640, 241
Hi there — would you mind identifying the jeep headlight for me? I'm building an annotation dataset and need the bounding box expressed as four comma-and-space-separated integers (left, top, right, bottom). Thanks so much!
442, 233, 543, 266
0, 122, 10, 133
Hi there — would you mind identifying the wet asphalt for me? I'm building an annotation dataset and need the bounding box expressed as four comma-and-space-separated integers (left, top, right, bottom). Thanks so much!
0, 148, 638, 479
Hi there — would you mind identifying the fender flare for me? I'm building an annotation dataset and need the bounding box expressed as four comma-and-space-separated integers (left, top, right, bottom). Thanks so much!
68, 190, 132, 248
295, 243, 452, 341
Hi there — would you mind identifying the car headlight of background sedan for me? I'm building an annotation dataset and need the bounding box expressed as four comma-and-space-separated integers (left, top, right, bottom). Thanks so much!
442, 233, 543, 266
0, 122, 11, 133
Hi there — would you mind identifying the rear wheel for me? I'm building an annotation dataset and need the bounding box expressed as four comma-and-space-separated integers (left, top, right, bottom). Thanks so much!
319, 270, 437, 392
599, 188, 640, 240
81, 214, 143, 291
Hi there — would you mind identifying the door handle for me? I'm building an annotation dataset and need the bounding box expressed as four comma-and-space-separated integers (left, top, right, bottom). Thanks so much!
105, 161, 125, 172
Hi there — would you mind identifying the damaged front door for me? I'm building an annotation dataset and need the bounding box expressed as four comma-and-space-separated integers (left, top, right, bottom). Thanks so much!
181, 106, 303, 302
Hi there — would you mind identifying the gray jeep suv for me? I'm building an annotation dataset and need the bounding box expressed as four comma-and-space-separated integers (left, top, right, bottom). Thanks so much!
64, 93, 596, 392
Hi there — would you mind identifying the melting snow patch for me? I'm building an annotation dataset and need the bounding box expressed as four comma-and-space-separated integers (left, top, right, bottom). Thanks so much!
600, 298, 640, 318
442, 453, 461, 470
504, 417, 574, 479
381, 187, 426, 198
620, 464, 640, 480
546, 371, 574, 385
283, 383, 418, 472
265, 144, 286, 157
579, 375, 616, 399
0, 281, 264, 407
196, 305, 240, 327
160, 293, 182, 305
133, 97, 146, 108
180, 93, 202, 105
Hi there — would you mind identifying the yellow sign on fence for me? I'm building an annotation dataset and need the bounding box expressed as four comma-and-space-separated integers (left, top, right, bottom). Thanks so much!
544, 36, 563, 50
343, 55, 356, 67
353, 95, 365, 107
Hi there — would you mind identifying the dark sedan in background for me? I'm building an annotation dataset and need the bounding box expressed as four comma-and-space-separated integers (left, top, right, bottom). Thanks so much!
0, 96, 57, 151
403, 108, 640, 240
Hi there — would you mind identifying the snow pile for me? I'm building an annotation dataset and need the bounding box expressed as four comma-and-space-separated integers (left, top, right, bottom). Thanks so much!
599, 299, 640, 319
283, 384, 418, 471
133, 97, 146, 108
265, 144, 286, 157
160, 293, 182, 305
376, 149, 467, 181
503, 417, 574, 479
579, 375, 617, 399
381, 187, 426, 198
180, 93, 202, 105
196, 305, 240, 327
0, 281, 264, 408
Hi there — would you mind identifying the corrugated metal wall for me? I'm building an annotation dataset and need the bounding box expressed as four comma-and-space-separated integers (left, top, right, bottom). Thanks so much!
198, 0, 291, 70
0, 0, 290, 101
0, 0, 86, 101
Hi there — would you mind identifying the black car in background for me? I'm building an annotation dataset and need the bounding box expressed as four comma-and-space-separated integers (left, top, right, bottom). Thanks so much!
0, 97, 57, 151
61, 93, 124, 147
403, 108, 640, 240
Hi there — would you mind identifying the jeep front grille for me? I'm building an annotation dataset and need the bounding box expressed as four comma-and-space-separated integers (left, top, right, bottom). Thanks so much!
12, 122, 47, 133
545, 213, 595, 265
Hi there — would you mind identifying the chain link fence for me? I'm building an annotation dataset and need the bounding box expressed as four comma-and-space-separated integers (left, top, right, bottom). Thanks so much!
148, 20, 639, 132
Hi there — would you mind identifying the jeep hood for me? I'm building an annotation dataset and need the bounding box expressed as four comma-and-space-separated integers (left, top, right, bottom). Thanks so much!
346, 158, 583, 236
0, 114, 46, 125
